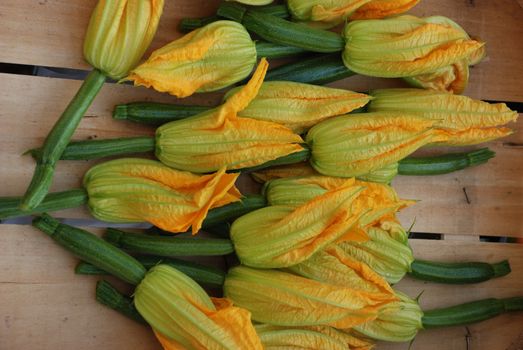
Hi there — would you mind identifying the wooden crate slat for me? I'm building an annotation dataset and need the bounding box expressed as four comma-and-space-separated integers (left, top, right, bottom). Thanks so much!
2, 225, 522, 349
1, 1, 522, 102
1, 73, 521, 237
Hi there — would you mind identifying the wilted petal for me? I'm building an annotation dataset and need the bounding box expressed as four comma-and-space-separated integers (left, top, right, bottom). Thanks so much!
83, 158, 240, 234
127, 21, 257, 97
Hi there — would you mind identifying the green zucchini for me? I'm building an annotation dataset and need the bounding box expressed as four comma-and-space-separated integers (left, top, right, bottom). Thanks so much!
0, 188, 87, 220
202, 194, 267, 228
265, 53, 355, 84
238, 147, 311, 173
77, 255, 226, 287
33, 214, 146, 285
422, 297, 523, 328
409, 259, 511, 284
398, 148, 496, 176
96, 280, 146, 324
113, 102, 209, 125
179, 15, 220, 33
255, 41, 309, 59
104, 228, 235, 257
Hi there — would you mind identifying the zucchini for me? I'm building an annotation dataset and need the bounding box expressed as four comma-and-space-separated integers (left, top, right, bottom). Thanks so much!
113, 102, 209, 125
96, 280, 146, 324
409, 259, 511, 284
33, 214, 146, 285
238, 147, 311, 173
104, 228, 235, 257
77, 255, 226, 287
265, 53, 355, 85
398, 148, 496, 176
0, 188, 87, 220
255, 41, 309, 59
202, 194, 267, 228
422, 297, 523, 328
28, 136, 155, 161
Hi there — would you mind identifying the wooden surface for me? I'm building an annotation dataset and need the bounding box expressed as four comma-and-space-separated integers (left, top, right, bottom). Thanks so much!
0, 0, 522, 349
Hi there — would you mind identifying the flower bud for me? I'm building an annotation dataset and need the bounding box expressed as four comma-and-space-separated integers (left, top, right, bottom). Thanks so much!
306, 112, 445, 177
255, 324, 348, 350
135, 265, 263, 349
155, 59, 305, 173
368, 88, 518, 146
83, 158, 240, 234
287, 0, 373, 28
84, 0, 164, 79
128, 21, 257, 97
224, 266, 397, 328
342, 15, 484, 78
352, 291, 423, 342
226, 82, 371, 133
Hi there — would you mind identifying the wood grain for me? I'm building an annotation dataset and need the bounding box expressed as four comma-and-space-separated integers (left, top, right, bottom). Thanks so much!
2, 225, 522, 350
0, 0, 522, 101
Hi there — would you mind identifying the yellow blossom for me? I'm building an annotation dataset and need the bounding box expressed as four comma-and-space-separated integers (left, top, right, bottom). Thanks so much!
83, 158, 241, 234
84, 0, 164, 79
342, 15, 484, 78
155, 59, 305, 173
226, 82, 371, 133
135, 265, 263, 350
350, 0, 420, 20
224, 266, 397, 328
287, 0, 372, 28
368, 88, 518, 146
127, 21, 257, 97
255, 324, 348, 350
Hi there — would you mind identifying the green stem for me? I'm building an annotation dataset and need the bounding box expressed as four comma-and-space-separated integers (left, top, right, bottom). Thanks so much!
255, 41, 309, 59
219, 4, 344, 53
33, 214, 146, 285
398, 148, 496, 176
78, 255, 226, 287
0, 189, 87, 220
422, 297, 523, 329
264, 53, 355, 85
409, 259, 511, 284
202, 194, 267, 229
30, 136, 156, 161
113, 102, 210, 126
21, 69, 107, 211
96, 280, 147, 325
104, 228, 235, 257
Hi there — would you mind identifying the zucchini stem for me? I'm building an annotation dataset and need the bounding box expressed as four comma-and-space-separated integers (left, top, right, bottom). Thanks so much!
104, 228, 235, 257
20, 69, 107, 211
409, 259, 511, 284
33, 214, 146, 285
398, 148, 496, 176
0, 188, 87, 220
78, 255, 226, 287
422, 297, 523, 328
96, 280, 147, 325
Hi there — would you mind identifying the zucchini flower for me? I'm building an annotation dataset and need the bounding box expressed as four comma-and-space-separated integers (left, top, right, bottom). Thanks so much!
84, 0, 164, 80
337, 220, 414, 284
227, 0, 274, 4
155, 59, 306, 173
342, 15, 485, 78
306, 112, 446, 177
350, 0, 420, 20
135, 264, 263, 350
351, 291, 423, 342
224, 266, 397, 328
127, 21, 257, 97
225, 82, 371, 133
230, 180, 366, 268
83, 158, 241, 234
21, 0, 165, 210
368, 88, 518, 146
402, 16, 487, 94
287, 0, 373, 28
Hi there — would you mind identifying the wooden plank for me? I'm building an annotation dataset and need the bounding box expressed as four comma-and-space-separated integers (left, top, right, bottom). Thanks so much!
1, 73, 522, 237
2, 225, 523, 349
1, 1, 522, 102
